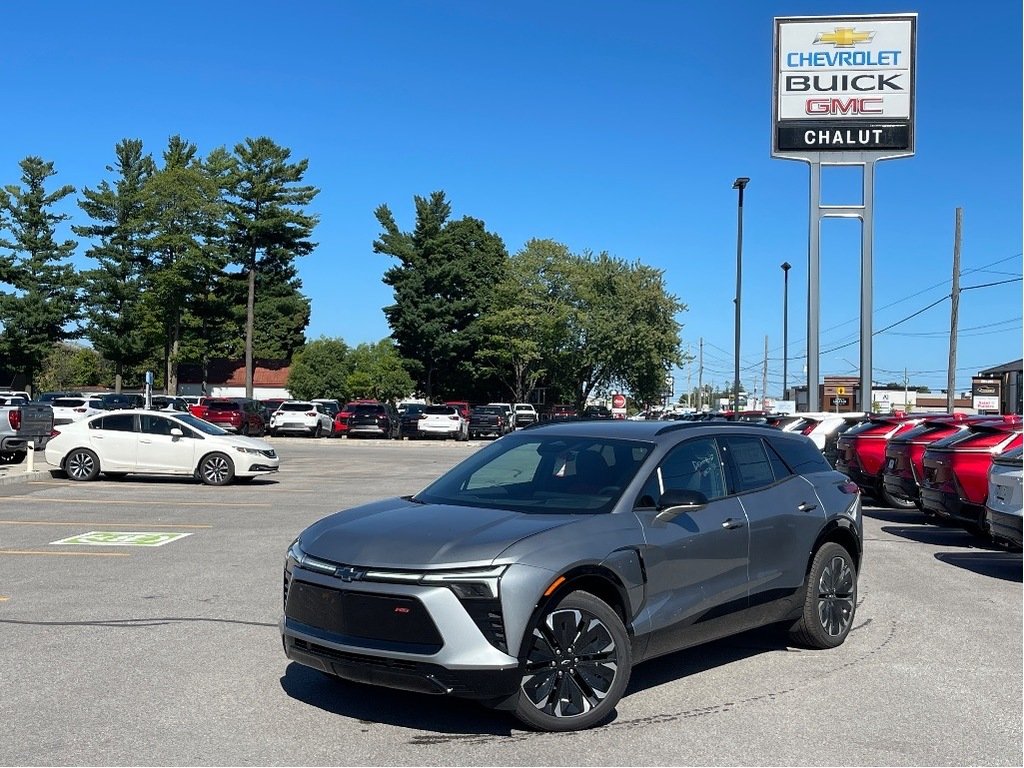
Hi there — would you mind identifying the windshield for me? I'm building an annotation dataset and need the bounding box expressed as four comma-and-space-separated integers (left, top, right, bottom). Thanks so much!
173, 413, 229, 435
415, 433, 653, 515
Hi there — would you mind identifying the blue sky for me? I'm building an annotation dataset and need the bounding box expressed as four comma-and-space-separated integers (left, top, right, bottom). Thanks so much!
1, 0, 1020, 398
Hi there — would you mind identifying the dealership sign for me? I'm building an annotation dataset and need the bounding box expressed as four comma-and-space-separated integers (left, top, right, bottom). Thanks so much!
773, 14, 916, 156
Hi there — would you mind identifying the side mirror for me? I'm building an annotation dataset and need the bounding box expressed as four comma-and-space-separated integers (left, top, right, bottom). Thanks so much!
655, 489, 709, 521
170, 428, 184, 438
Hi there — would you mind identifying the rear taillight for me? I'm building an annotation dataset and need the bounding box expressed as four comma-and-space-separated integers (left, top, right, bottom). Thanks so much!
801, 422, 818, 435
419, 414, 428, 420
306, 412, 316, 417
74, 408, 87, 413
9, 410, 21, 430
449, 415, 460, 421
50, 428, 61, 438
839, 480, 860, 494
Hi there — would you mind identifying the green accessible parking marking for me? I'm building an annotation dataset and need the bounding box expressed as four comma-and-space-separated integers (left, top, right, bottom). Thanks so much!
50, 531, 193, 547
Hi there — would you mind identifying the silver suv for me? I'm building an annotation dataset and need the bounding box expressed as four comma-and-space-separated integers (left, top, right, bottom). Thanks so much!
281, 420, 862, 731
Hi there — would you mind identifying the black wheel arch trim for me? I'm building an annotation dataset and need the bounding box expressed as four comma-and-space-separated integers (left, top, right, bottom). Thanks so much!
525, 563, 635, 649
808, 518, 862, 576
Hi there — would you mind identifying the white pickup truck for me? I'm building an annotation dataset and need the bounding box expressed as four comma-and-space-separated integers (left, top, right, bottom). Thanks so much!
0, 397, 55, 465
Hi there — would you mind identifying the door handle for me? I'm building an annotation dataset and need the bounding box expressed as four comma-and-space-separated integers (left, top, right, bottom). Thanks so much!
798, 501, 818, 512
721, 518, 745, 530
140, 439, 152, 444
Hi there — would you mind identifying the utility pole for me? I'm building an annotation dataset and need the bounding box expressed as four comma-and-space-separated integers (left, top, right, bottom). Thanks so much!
904, 367, 909, 413
685, 344, 693, 407
948, 208, 962, 413
698, 337, 704, 411
762, 336, 769, 412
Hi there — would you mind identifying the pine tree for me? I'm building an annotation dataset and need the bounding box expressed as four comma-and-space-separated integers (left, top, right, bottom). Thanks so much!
223, 138, 318, 397
0, 157, 81, 393
75, 138, 156, 392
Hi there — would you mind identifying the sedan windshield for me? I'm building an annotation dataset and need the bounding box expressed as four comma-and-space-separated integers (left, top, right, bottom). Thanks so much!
415, 433, 653, 515
173, 413, 229, 435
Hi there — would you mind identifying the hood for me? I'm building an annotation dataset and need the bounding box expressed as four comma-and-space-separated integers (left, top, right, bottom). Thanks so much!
300, 497, 581, 569
216, 433, 274, 451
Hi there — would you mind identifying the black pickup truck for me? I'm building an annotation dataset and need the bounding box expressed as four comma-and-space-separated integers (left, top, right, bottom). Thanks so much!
468, 406, 509, 439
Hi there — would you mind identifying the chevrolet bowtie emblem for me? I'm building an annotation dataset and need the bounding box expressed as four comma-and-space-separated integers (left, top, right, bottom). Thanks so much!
814, 27, 875, 47
335, 566, 364, 582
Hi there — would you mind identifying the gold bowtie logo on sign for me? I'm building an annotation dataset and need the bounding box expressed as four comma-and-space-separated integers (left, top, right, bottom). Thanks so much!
813, 28, 875, 47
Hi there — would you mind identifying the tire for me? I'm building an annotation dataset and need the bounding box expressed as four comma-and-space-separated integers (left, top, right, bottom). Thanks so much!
789, 542, 857, 649
65, 448, 100, 482
513, 590, 631, 732
197, 452, 235, 486
240, 423, 250, 437
881, 487, 917, 510
457, 427, 469, 442
0, 451, 26, 465
313, 424, 323, 438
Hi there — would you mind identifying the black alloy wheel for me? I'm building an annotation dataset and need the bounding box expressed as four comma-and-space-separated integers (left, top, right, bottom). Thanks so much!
65, 448, 100, 481
790, 542, 857, 649
514, 591, 631, 731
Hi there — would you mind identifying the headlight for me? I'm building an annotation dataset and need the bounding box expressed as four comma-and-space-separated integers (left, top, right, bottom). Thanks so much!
366, 564, 508, 599
234, 446, 262, 455
286, 539, 336, 574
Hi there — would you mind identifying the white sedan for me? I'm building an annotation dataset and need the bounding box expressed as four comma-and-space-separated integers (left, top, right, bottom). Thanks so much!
45, 409, 279, 485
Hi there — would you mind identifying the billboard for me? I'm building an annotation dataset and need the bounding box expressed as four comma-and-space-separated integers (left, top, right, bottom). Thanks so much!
773, 14, 916, 156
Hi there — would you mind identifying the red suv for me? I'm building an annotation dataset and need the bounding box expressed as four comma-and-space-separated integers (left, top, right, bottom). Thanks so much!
836, 412, 931, 508
881, 414, 985, 512
203, 398, 266, 436
919, 416, 1023, 534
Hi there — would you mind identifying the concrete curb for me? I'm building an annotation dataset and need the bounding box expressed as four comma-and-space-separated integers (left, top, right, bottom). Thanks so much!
0, 468, 52, 486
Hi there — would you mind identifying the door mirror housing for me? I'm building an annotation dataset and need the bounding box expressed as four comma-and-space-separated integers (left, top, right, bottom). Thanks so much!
655, 489, 709, 521
170, 428, 184, 438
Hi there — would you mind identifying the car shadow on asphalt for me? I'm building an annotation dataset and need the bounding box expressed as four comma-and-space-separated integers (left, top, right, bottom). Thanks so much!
933, 551, 1023, 582
280, 662, 516, 735
44, 470, 280, 486
279, 625, 795, 735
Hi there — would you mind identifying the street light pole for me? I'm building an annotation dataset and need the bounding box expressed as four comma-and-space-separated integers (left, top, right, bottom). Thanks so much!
732, 177, 749, 416
781, 261, 791, 399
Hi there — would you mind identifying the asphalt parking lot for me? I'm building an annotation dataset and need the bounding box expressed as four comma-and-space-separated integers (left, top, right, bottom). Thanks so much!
1, 437, 1021, 766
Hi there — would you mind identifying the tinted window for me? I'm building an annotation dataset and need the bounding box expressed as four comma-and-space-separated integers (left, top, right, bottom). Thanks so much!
645, 437, 726, 502
764, 440, 792, 480
53, 398, 87, 407
280, 403, 314, 411
206, 401, 240, 412
768, 435, 831, 474
720, 436, 776, 493
472, 407, 503, 415
92, 414, 135, 432
353, 404, 385, 415
139, 414, 176, 435
424, 406, 457, 416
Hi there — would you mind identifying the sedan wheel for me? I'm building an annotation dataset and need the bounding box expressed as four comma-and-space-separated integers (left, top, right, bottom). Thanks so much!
790, 542, 857, 649
198, 452, 235, 486
514, 591, 631, 731
65, 448, 100, 481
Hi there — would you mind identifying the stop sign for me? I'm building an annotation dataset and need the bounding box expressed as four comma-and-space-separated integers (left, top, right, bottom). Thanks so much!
611, 394, 626, 409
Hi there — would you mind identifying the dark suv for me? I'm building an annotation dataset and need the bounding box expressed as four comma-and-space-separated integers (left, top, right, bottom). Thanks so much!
282, 420, 862, 731
346, 402, 399, 439
203, 398, 266, 436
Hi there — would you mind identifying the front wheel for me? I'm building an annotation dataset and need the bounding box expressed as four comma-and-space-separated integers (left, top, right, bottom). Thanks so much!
789, 542, 857, 649
65, 448, 100, 481
513, 591, 631, 732
198, 452, 235, 486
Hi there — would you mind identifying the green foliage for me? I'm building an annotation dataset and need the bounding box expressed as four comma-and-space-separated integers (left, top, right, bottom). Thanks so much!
286, 337, 351, 401
346, 339, 415, 402
75, 139, 156, 391
223, 137, 319, 396
0, 156, 81, 391
36, 343, 112, 391
375, 191, 508, 399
